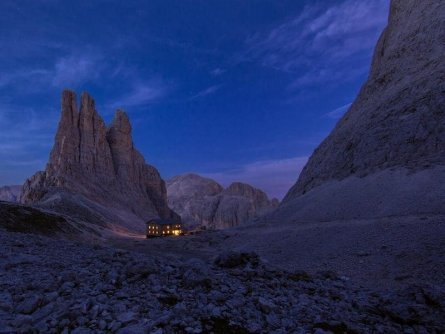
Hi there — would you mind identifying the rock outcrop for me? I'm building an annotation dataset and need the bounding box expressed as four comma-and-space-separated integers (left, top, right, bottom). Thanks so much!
21, 90, 179, 233
167, 174, 279, 229
0, 185, 22, 202
275, 0, 445, 222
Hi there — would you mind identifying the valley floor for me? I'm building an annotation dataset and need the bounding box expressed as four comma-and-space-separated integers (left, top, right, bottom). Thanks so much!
0, 214, 444, 333
111, 214, 445, 291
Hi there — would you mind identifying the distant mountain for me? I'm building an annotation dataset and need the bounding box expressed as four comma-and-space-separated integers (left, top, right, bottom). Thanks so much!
274, 0, 445, 222
167, 173, 279, 229
20, 90, 179, 233
0, 185, 22, 202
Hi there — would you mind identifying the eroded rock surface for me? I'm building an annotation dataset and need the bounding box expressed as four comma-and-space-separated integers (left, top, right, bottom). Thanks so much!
167, 174, 279, 229
20, 91, 179, 233
279, 0, 445, 221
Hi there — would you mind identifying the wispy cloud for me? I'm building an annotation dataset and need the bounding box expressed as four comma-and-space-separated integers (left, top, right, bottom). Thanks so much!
0, 105, 56, 149
324, 102, 352, 119
0, 69, 50, 89
190, 84, 222, 100
289, 65, 368, 89
110, 81, 168, 109
52, 54, 103, 87
246, 0, 389, 87
0, 52, 103, 92
210, 68, 225, 76
0, 104, 57, 184
202, 156, 308, 200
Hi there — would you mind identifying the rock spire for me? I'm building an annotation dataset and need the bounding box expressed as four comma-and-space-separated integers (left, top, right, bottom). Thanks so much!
21, 91, 179, 232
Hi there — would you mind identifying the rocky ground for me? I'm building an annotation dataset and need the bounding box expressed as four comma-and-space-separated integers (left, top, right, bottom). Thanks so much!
1, 228, 444, 333
111, 214, 445, 291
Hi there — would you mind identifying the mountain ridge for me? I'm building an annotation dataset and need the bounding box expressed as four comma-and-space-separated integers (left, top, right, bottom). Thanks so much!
167, 173, 279, 229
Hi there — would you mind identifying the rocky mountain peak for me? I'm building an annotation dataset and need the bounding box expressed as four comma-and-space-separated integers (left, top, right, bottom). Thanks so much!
167, 174, 279, 229
80, 91, 96, 116
223, 182, 270, 206
107, 110, 133, 153
167, 174, 224, 199
60, 89, 78, 126
21, 90, 179, 232
110, 110, 132, 135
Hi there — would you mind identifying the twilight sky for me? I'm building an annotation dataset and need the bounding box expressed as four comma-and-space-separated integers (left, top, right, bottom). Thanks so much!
0, 0, 390, 199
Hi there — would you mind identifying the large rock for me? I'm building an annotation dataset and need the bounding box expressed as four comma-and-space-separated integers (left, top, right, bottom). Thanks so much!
277, 0, 445, 222
167, 174, 279, 229
20, 91, 179, 233
0, 186, 22, 202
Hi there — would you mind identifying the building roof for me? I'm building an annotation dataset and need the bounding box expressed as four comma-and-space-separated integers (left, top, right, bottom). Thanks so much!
146, 218, 180, 225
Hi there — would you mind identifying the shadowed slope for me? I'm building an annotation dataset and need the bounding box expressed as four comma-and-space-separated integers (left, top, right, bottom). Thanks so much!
276, 0, 445, 222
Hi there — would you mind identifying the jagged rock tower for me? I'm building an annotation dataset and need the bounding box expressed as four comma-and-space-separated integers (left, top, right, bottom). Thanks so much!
21, 90, 179, 232
274, 0, 445, 222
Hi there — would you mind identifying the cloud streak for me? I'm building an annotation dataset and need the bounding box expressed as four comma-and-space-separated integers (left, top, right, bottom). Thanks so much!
0, 104, 57, 185
190, 84, 222, 100
52, 54, 103, 87
109, 81, 169, 109
210, 68, 225, 76
246, 0, 389, 87
324, 102, 352, 119
0, 52, 103, 92
202, 156, 308, 200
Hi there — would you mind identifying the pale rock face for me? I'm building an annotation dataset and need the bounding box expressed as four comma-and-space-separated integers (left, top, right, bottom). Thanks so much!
21, 91, 179, 232
277, 0, 445, 222
0, 186, 22, 202
167, 174, 279, 229
223, 182, 271, 208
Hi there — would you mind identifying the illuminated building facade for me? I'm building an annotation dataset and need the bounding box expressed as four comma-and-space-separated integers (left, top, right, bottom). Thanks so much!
146, 219, 183, 238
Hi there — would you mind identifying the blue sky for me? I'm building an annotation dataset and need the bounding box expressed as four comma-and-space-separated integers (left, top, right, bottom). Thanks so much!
0, 0, 389, 199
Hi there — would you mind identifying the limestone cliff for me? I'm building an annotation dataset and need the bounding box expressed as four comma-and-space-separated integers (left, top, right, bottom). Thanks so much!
21, 90, 179, 232
276, 0, 445, 222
